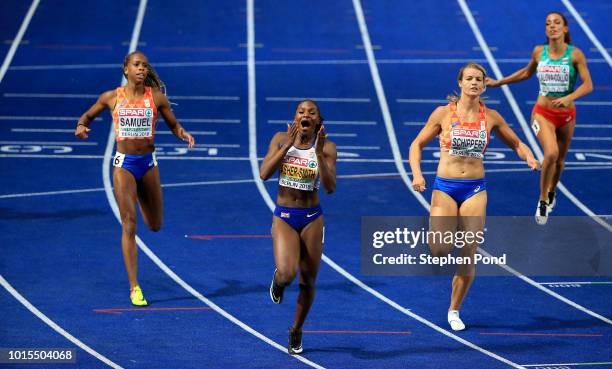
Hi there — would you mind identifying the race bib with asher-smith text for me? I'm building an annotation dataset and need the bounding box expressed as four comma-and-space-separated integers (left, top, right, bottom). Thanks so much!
279, 147, 320, 191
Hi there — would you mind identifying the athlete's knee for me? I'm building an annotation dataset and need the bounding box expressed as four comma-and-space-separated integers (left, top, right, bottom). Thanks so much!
121, 215, 137, 237
276, 267, 297, 285
543, 148, 559, 164
299, 282, 315, 298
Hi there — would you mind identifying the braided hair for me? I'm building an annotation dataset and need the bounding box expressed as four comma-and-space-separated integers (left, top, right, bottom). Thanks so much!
123, 51, 166, 94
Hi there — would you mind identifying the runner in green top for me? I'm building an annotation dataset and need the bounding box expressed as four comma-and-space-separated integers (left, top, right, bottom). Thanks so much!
486, 11, 593, 225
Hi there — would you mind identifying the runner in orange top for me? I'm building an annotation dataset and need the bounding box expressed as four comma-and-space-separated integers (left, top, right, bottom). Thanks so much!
74, 51, 194, 306
409, 63, 539, 331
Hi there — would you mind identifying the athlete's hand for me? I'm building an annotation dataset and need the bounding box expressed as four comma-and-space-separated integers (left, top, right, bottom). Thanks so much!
179, 128, 195, 148
412, 175, 426, 192
75, 124, 90, 139
286, 121, 299, 146
551, 96, 572, 108
485, 77, 500, 88
315, 124, 327, 155
527, 157, 541, 171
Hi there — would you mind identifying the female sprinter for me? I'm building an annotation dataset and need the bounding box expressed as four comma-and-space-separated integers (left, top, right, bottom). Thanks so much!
409, 63, 540, 330
260, 100, 337, 353
74, 51, 194, 306
487, 11, 593, 224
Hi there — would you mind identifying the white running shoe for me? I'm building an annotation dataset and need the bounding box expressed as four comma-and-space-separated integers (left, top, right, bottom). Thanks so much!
448, 310, 465, 331
535, 200, 549, 225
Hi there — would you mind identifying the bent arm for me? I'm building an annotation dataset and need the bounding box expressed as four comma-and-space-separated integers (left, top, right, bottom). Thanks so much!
155, 90, 194, 147
568, 48, 593, 101
409, 106, 444, 182
259, 132, 291, 180
317, 141, 337, 194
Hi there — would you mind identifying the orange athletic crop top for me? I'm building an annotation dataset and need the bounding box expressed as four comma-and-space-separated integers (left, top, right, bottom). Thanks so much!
112, 86, 158, 141
439, 102, 489, 159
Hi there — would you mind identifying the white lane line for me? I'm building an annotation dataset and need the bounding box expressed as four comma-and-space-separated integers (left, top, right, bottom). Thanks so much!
0, 140, 97, 146
266, 96, 370, 103
3, 153, 612, 166
8, 58, 611, 70
155, 143, 240, 148
538, 281, 612, 285
3, 93, 240, 101
458, 0, 612, 326
0, 276, 123, 369
0, 178, 258, 199
336, 145, 380, 150
522, 362, 612, 368
156, 130, 217, 135
0, 116, 102, 121
459, 0, 612, 233
9, 128, 218, 135
561, 0, 612, 67
397, 98, 501, 105
572, 137, 612, 141
12, 128, 75, 133
268, 119, 376, 125
3, 164, 611, 201
0, 0, 39, 84
163, 118, 240, 124
577, 124, 612, 128
327, 133, 358, 137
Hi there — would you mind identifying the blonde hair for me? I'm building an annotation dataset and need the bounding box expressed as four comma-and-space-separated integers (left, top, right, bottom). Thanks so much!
446, 62, 487, 103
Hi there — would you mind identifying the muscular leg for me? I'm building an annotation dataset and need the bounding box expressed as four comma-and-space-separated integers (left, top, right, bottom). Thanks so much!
137, 166, 163, 232
429, 190, 458, 257
292, 216, 324, 330
449, 191, 486, 311
272, 217, 300, 286
551, 122, 575, 192
533, 114, 559, 202
113, 168, 140, 288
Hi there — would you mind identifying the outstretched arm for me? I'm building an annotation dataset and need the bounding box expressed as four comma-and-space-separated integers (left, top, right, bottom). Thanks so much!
486, 46, 540, 87
74, 90, 115, 139
154, 90, 195, 148
409, 106, 444, 192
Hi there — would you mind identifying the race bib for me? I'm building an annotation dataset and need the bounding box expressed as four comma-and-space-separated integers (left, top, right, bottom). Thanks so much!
531, 119, 541, 136
279, 155, 318, 191
113, 152, 125, 168
117, 108, 154, 138
449, 128, 487, 159
538, 64, 570, 94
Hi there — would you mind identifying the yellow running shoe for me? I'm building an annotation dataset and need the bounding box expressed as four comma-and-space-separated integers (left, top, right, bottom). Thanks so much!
130, 286, 148, 306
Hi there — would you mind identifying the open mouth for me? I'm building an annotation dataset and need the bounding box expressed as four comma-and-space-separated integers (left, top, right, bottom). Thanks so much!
300, 119, 312, 128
